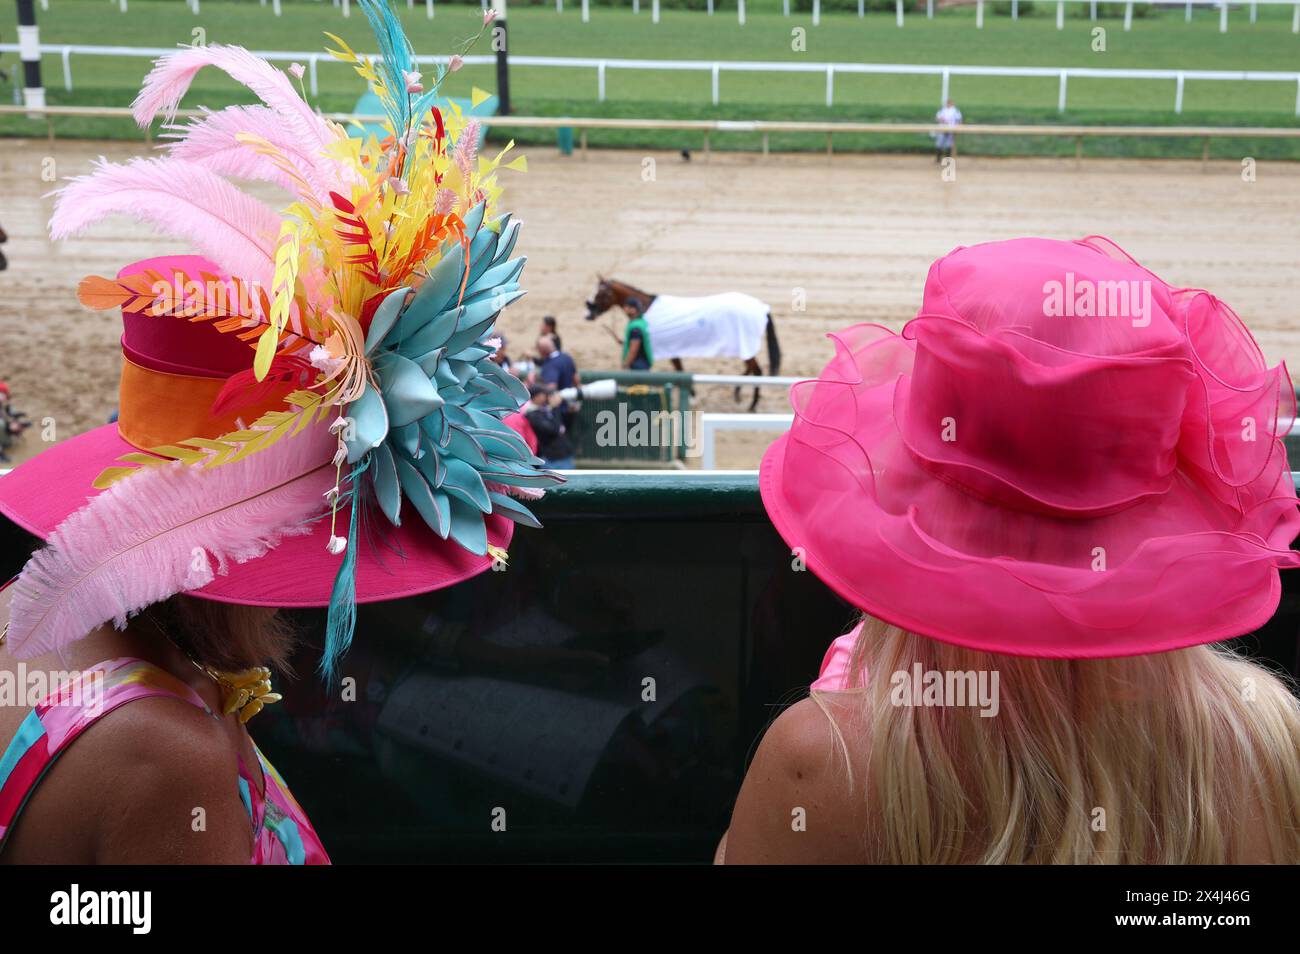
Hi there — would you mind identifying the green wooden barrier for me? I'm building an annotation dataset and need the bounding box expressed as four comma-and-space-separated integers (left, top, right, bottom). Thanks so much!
571, 370, 695, 467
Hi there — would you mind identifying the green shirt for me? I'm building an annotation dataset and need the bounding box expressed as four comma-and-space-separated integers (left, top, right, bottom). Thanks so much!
623, 316, 654, 368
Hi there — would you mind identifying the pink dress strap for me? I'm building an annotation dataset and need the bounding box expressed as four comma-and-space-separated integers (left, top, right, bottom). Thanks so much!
0, 657, 328, 864
811, 621, 868, 691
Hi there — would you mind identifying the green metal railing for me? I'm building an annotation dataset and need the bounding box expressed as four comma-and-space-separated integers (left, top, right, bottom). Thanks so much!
571, 370, 695, 467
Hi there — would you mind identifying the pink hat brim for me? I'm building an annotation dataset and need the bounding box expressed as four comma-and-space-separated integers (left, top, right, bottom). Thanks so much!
0, 424, 511, 608
760, 429, 1285, 660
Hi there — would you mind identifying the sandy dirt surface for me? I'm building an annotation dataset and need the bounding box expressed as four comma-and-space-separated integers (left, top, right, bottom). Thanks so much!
3, 140, 1299, 469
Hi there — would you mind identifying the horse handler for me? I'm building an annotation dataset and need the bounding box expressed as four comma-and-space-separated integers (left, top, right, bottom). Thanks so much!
621, 297, 654, 371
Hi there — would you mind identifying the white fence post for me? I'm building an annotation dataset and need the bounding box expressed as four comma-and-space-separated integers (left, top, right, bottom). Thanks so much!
583, 0, 590, 21
274, 0, 282, 14
897, 0, 904, 27
783, 0, 789, 15
652, 0, 659, 22
597, 60, 606, 101
309, 54, 319, 96
426, 0, 433, 16
927, 0, 934, 17
1012, 0, 1019, 20
826, 65, 834, 107
1058, 71, 1067, 112
708, 0, 713, 13
1057, 0, 1064, 28
61, 46, 72, 92
1185, 1, 1191, 20
712, 63, 720, 105
739, 0, 746, 26
699, 414, 793, 471
342, 0, 349, 17
1250, 2, 1257, 23
1294, 3, 1300, 33
977, 0, 984, 28
557, 0, 563, 11
1220, 1, 1228, 32
813, 0, 820, 27
1090, 0, 1097, 20
1123, 1, 1133, 30
1175, 71, 1184, 113
859, 0, 864, 16
941, 68, 950, 105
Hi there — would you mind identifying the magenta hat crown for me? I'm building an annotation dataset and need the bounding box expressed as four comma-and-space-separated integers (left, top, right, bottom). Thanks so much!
760, 236, 1300, 658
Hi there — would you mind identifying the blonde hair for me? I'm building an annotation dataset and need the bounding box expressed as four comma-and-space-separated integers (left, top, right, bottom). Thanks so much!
815, 615, 1300, 864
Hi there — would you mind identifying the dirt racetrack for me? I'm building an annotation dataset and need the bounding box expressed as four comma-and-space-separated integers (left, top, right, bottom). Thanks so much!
3, 140, 1300, 469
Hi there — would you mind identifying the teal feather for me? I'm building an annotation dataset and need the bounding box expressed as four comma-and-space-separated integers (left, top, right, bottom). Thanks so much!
358, 0, 414, 136
320, 457, 370, 683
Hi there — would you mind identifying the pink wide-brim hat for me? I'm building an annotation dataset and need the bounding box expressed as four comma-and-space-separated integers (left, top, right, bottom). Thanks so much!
0, 255, 511, 608
761, 236, 1300, 658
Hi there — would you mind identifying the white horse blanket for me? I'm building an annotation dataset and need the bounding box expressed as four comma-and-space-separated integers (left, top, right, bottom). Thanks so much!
642, 293, 768, 361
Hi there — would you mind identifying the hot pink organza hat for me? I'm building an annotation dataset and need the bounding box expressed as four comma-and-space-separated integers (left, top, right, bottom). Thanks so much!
760, 236, 1300, 658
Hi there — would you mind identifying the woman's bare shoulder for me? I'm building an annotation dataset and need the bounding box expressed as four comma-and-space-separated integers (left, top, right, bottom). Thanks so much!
29, 695, 254, 864
722, 694, 871, 864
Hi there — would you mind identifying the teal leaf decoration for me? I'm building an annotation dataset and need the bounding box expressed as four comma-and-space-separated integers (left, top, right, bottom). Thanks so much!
344, 383, 389, 464
395, 454, 450, 538
340, 209, 561, 570
447, 495, 488, 555
365, 286, 412, 355
374, 351, 443, 427
370, 441, 402, 526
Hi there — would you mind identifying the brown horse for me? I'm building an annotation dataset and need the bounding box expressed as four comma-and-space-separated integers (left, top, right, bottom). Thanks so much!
584, 278, 781, 412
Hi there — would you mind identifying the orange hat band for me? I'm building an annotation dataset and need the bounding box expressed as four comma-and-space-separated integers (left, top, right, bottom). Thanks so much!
117, 355, 294, 452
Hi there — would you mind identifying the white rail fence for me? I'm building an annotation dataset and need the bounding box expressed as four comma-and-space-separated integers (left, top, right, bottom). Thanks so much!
4, 43, 1300, 114
698, 413, 792, 470
68, 0, 1300, 32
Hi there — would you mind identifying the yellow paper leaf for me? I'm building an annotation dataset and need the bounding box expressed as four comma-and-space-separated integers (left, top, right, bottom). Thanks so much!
148, 445, 208, 463
253, 325, 279, 382
92, 466, 143, 490
505, 156, 527, 172
470, 87, 491, 108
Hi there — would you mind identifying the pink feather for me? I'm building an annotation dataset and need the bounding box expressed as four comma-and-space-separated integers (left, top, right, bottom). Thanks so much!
49, 156, 279, 288
165, 105, 344, 205
133, 45, 336, 161
5, 423, 337, 659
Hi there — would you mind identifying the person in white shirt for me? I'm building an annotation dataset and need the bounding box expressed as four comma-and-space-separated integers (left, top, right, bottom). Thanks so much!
934, 99, 963, 162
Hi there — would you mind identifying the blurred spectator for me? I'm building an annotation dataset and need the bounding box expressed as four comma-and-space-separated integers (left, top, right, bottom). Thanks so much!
933, 98, 962, 163
0, 381, 32, 464
524, 384, 574, 470
540, 315, 562, 352
536, 334, 578, 394
536, 334, 581, 438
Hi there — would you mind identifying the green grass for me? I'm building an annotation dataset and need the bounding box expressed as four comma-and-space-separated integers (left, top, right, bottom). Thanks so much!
3, 0, 1299, 157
